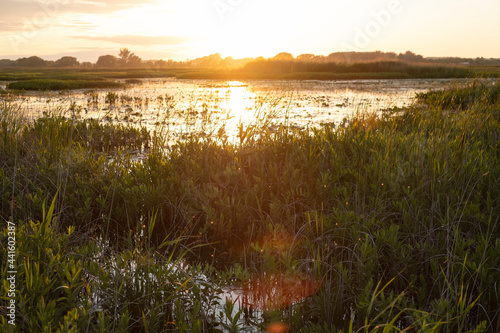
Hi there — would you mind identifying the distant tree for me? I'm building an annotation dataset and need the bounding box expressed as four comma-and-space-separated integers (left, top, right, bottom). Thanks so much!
96, 55, 118, 68
315, 55, 327, 63
297, 54, 316, 62
273, 52, 294, 61
147, 59, 169, 68
326, 51, 401, 64
326, 52, 351, 63
118, 48, 131, 66
127, 54, 142, 67
399, 51, 424, 62
16, 56, 47, 67
190, 53, 223, 68
81, 62, 93, 68
55, 56, 79, 67
385, 52, 398, 60
0, 59, 15, 67
118, 48, 142, 67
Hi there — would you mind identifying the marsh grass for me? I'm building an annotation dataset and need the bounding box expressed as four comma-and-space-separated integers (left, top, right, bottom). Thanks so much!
1, 81, 499, 332
416, 79, 500, 112
2, 64, 494, 91
0, 68, 179, 82
0, 68, 180, 91
177, 61, 481, 81
7, 79, 123, 91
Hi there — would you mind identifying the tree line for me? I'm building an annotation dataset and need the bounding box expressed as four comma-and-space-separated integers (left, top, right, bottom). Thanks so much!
1, 49, 499, 69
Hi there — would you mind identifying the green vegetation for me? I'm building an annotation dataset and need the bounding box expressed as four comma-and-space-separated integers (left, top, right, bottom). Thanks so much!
7, 79, 123, 91
177, 60, 492, 81
416, 81, 500, 110
0, 68, 180, 91
1, 82, 499, 332
2, 62, 499, 91
3, 50, 500, 70
0, 68, 178, 82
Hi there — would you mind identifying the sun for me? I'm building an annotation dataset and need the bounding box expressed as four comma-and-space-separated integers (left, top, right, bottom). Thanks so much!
217, 37, 279, 59
86, 0, 297, 60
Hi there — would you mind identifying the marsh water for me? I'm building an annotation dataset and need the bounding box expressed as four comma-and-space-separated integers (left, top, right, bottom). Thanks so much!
4, 78, 464, 142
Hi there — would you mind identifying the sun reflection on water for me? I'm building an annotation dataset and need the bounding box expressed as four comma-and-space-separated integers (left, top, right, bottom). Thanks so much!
8, 78, 456, 147
218, 81, 256, 133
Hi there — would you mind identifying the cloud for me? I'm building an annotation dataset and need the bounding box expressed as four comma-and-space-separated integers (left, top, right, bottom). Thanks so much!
59, 23, 100, 29
0, 20, 21, 32
1, 0, 159, 15
67, 0, 161, 14
0, 0, 159, 30
74, 35, 191, 46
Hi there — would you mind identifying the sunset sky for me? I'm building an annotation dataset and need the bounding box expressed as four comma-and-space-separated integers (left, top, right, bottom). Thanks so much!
1, 0, 499, 62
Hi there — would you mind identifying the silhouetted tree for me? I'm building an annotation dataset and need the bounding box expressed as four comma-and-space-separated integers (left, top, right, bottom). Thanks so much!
297, 54, 316, 62
96, 55, 118, 68
399, 51, 424, 62
16, 56, 47, 67
81, 62, 93, 68
327, 51, 398, 63
118, 48, 142, 67
190, 53, 223, 68
127, 54, 142, 67
118, 48, 131, 66
55, 56, 79, 67
0, 59, 15, 67
273, 52, 294, 61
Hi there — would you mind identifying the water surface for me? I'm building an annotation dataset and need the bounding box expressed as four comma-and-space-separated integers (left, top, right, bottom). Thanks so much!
6, 78, 463, 140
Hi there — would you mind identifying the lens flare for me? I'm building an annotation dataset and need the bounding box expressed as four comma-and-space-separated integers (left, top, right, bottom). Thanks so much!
231, 273, 321, 311
266, 322, 289, 333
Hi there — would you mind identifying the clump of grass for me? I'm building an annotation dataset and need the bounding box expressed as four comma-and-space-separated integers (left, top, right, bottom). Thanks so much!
0, 194, 239, 332
416, 79, 500, 111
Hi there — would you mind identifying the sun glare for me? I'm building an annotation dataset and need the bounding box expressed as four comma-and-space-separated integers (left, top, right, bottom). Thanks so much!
215, 36, 281, 59
217, 82, 256, 133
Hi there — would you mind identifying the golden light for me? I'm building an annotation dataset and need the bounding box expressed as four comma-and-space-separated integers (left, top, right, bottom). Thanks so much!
227, 227, 320, 313
230, 273, 321, 312
217, 82, 256, 134
266, 322, 289, 333
215, 35, 283, 59
259, 229, 296, 255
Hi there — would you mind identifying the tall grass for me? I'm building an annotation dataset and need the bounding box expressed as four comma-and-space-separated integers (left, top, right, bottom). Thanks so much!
178, 60, 479, 80
1, 81, 499, 331
7, 79, 123, 91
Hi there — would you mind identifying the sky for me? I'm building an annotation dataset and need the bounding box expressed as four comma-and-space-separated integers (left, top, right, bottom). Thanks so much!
0, 0, 499, 62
